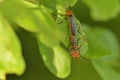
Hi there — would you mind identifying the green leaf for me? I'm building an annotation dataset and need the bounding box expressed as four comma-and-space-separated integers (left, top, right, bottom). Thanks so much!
82, 0, 120, 21
91, 27, 120, 67
82, 24, 119, 59
92, 27, 120, 58
0, 0, 64, 47
0, 13, 25, 75
38, 0, 57, 10
56, 17, 69, 46
37, 39, 71, 78
0, 0, 40, 32
15, 7, 64, 47
92, 60, 120, 80
34, 10, 64, 47
76, 22, 88, 56
57, 0, 78, 8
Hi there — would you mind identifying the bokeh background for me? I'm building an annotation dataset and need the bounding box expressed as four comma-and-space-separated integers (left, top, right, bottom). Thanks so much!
0, 0, 120, 80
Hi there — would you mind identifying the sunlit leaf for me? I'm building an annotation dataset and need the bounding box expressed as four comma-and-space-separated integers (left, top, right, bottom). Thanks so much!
37, 39, 71, 78
0, 13, 25, 75
33, 10, 64, 47
0, 0, 40, 32
0, 0, 64, 47
83, 0, 120, 21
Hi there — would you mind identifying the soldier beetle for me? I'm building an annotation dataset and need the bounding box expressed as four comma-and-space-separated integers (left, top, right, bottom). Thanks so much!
65, 9, 80, 59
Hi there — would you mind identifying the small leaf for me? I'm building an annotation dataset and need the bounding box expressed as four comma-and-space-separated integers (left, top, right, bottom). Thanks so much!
82, 0, 120, 21
37, 39, 71, 78
92, 60, 120, 80
0, 13, 25, 75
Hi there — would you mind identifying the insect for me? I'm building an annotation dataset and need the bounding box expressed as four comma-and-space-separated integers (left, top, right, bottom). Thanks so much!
69, 35, 80, 59
66, 9, 81, 59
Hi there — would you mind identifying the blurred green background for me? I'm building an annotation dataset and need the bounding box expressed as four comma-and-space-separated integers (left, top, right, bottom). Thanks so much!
0, 0, 120, 80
